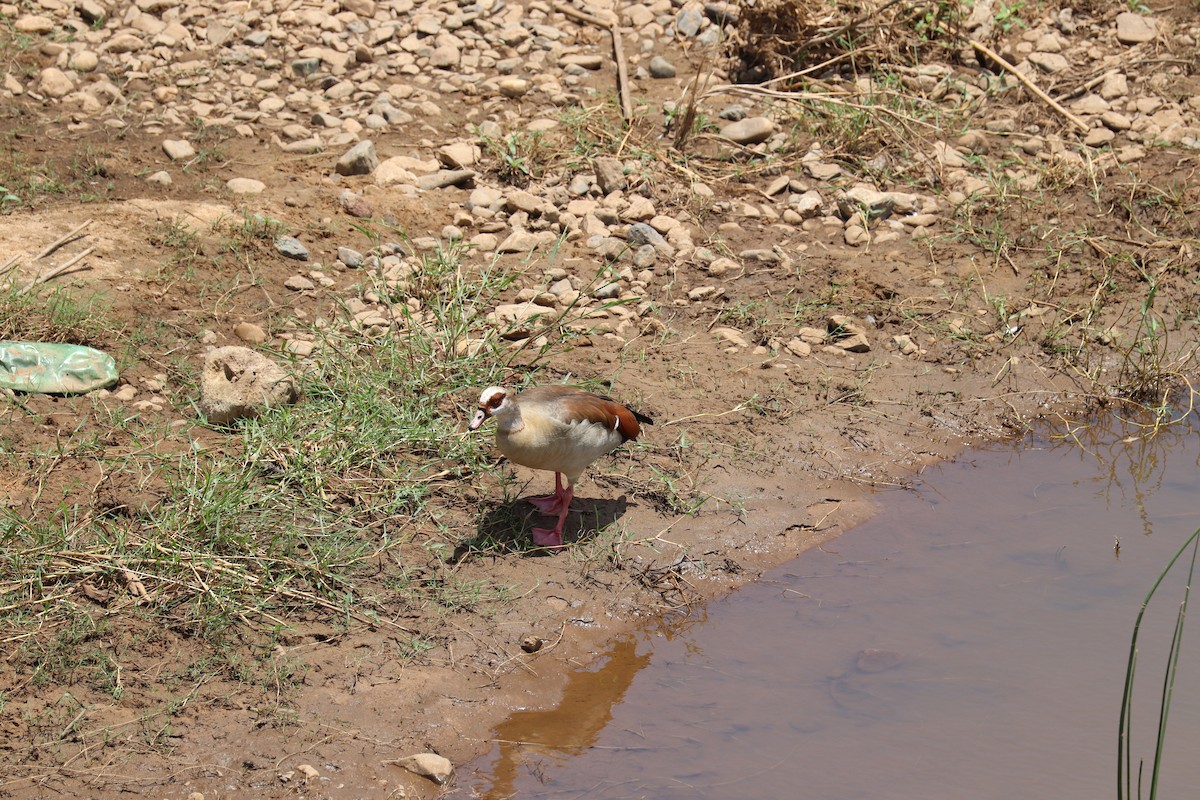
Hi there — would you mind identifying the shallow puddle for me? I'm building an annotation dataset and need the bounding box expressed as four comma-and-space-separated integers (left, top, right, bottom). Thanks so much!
455, 412, 1200, 799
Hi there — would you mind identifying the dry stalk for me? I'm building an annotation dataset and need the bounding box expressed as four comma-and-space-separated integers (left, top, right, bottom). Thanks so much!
34, 219, 93, 261
968, 39, 1089, 133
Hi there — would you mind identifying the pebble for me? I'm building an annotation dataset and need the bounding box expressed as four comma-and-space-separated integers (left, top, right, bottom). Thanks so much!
592, 157, 627, 194
284, 275, 316, 291
676, 6, 704, 37
226, 178, 265, 194
416, 170, 474, 190
498, 77, 529, 98
720, 117, 775, 145
393, 753, 453, 785
649, 56, 677, 78
337, 246, 364, 268
162, 140, 195, 161
36, 67, 74, 98
336, 140, 379, 176
275, 237, 310, 261
1115, 12, 1157, 45
234, 323, 268, 344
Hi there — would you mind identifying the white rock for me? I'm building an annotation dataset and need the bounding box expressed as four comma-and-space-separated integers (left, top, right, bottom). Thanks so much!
15, 15, 55, 33
393, 753, 453, 785
498, 77, 529, 97
227, 178, 266, 194
198, 347, 298, 425
1115, 12, 1156, 44
36, 68, 74, 98
162, 139, 196, 160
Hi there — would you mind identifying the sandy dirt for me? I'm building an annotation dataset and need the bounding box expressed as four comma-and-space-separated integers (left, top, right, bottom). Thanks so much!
1, 1, 1198, 797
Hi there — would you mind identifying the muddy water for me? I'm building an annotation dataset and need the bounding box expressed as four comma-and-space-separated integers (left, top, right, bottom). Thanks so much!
456, 413, 1200, 799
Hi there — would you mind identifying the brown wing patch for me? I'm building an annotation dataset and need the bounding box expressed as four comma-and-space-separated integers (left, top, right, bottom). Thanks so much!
609, 402, 644, 441
519, 386, 648, 441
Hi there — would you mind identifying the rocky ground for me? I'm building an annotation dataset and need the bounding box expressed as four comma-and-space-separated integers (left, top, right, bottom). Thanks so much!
1, 0, 1198, 797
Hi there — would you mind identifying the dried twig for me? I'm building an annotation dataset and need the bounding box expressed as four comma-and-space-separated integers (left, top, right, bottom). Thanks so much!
610, 22, 633, 121
969, 39, 1089, 133
19, 247, 94, 294
554, 2, 632, 121
34, 218, 93, 261
552, 0, 610, 27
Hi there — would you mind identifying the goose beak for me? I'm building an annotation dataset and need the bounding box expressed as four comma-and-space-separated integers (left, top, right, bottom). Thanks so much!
468, 407, 489, 431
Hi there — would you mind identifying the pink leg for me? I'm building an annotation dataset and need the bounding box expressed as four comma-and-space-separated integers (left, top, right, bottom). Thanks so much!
532, 485, 573, 548
528, 473, 568, 514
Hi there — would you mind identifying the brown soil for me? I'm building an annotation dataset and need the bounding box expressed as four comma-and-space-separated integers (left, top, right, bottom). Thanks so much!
2, 3, 1198, 798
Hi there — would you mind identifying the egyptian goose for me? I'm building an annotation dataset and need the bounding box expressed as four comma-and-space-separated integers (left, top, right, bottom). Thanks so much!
469, 385, 653, 547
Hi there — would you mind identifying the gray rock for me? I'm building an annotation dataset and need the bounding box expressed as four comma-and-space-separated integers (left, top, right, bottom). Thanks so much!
675, 6, 703, 37
568, 174, 592, 195
275, 236, 310, 260
337, 246, 364, 267
718, 104, 747, 121
284, 275, 315, 291
594, 281, 621, 300
497, 230, 542, 253
592, 156, 627, 194
704, 2, 739, 25
790, 190, 825, 218
1071, 95, 1110, 115
336, 140, 379, 176
720, 117, 774, 145
1027, 52, 1069, 73
1115, 12, 1156, 44
561, 54, 603, 70
291, 58, 322, 77
198, 346, 298, 425
467, 186, 503, 211
1054, 8, 1077, 34
77, 0, 106, 24
649, 56, 677, 78
739, 249, 779, 263
632, 245, 657, 268
416, 170, 475, 190
627, 222, 675, 257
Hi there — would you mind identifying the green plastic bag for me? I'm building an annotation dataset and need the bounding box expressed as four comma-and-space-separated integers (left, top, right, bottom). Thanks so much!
0, 341, 119, 394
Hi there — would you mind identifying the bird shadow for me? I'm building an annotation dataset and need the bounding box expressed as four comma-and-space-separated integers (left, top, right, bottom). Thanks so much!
451, 495, 631, 561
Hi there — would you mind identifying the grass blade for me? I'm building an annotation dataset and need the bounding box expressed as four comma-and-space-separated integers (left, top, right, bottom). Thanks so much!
1117, 526, 1200, 800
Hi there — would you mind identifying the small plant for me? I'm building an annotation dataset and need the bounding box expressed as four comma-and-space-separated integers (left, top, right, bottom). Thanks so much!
993, 0, 1026, 32
1118, 526, 1200, 800
478, 130, 548, 186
